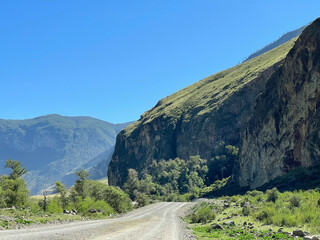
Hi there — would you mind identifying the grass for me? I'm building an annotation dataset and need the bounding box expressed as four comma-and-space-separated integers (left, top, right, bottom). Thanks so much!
97, 178, 109, 185
124, 37, 297, 135
187, 188, 320, 239
0, 206, 83, 230
0, 195, 113, 230
191, 224, 298, 240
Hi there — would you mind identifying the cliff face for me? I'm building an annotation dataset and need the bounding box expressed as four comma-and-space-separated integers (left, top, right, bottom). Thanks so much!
108, 38, 296, 186
237, 18, 320, 189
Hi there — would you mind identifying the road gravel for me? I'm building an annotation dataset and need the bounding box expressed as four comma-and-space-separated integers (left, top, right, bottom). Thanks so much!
0, 202, 196, 240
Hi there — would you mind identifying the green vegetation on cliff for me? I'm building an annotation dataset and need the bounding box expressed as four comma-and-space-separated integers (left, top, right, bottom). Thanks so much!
123, 143, 239, 202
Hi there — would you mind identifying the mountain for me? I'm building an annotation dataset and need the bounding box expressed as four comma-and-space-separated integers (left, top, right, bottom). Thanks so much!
243, 25, 306, 62
0, 114, 131, 194
108, 31, 298, 186
236, 18, 320, 189
108, 18, 320, 190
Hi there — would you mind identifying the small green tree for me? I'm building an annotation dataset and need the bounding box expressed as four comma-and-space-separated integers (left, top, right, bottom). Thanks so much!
0, 159, 29, 207
123, 169, 140, 200
5, 159, 27, 180
266, 187, 279, 203
76, 169, 90, 181
38, 190, 49, 211
55, 181, 68, 209
73, 169, 90, 199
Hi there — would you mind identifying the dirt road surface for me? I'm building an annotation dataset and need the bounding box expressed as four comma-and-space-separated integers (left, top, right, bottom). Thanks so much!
0, 202, 195, 240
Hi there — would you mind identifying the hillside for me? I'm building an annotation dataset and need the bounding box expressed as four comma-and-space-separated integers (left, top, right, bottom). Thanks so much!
244, 25, 306, 62
108, 31, 298, 186
0, 114, 131, 194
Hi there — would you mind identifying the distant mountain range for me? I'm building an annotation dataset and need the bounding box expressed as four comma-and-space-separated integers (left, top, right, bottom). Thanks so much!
0, 114, 132, 194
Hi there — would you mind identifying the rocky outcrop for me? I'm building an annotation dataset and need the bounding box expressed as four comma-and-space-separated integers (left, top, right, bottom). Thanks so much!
108, 37, 296, 186
237, 18, 320, 189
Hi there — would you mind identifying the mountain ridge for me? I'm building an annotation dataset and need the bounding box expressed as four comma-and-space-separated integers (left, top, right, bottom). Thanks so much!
0, 114, 132, 194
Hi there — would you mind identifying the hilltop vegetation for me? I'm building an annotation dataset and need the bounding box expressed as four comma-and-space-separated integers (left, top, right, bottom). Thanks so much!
126, 37, 297, 132
244, 25, 306, 62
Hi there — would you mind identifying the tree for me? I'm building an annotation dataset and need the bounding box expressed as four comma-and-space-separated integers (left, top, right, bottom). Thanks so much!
5, 159, 27, 180
123, 169, 140, 200
55, 181, 68, 208
0, 160, 29, 207
76, 169, 90, 181
73, 169, 90, 199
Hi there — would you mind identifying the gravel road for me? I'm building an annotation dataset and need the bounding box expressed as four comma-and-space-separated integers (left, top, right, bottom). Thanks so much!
0, 202, 196, 240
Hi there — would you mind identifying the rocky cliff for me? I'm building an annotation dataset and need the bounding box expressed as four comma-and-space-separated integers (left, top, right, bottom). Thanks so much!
237, 18, 320, 189
108, 36, 297, 186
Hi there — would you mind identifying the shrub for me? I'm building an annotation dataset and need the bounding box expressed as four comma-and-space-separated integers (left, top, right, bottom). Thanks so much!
47, 197, 63, 213
101, 186, 132, 213
136, 193, 149, 207
266, 188, 279, 203
242, 206, 250, 216
247, 190, 263, 197
166, 193, 179, 202
256, 210, 272, 223
289, 195, 301, 208
77, 197, 114, 215
189, 204, 216, 223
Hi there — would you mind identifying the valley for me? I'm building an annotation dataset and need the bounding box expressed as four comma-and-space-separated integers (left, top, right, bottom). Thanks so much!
1, 2, 320, 240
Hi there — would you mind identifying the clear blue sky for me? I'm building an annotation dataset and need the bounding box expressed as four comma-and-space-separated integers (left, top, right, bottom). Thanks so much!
1, 1, 319, 123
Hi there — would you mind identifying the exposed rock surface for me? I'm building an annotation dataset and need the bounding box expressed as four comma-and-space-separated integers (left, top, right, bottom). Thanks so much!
237, 18, 320, 189
108, 34, 296, 186
109, 18, 320, 189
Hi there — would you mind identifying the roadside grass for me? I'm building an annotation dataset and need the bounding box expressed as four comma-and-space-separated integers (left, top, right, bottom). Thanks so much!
187, 188, 320, 239
0, 195, 114, 230
0, 201, 83, 230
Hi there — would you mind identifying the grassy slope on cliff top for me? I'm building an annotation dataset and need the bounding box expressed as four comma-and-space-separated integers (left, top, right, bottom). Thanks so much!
125, 37, 297, 135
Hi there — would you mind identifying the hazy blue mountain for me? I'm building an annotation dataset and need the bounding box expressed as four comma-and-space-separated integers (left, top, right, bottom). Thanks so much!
244, 25, 306, 62
0, 114, 132, 194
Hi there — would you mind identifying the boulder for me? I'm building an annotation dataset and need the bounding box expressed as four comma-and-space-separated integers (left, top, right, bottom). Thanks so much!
88, 208, 98, 213
211, 223, 224, 230
293, 229, 305, 237
223, 220, 235, 226
304, 237, 313, 240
